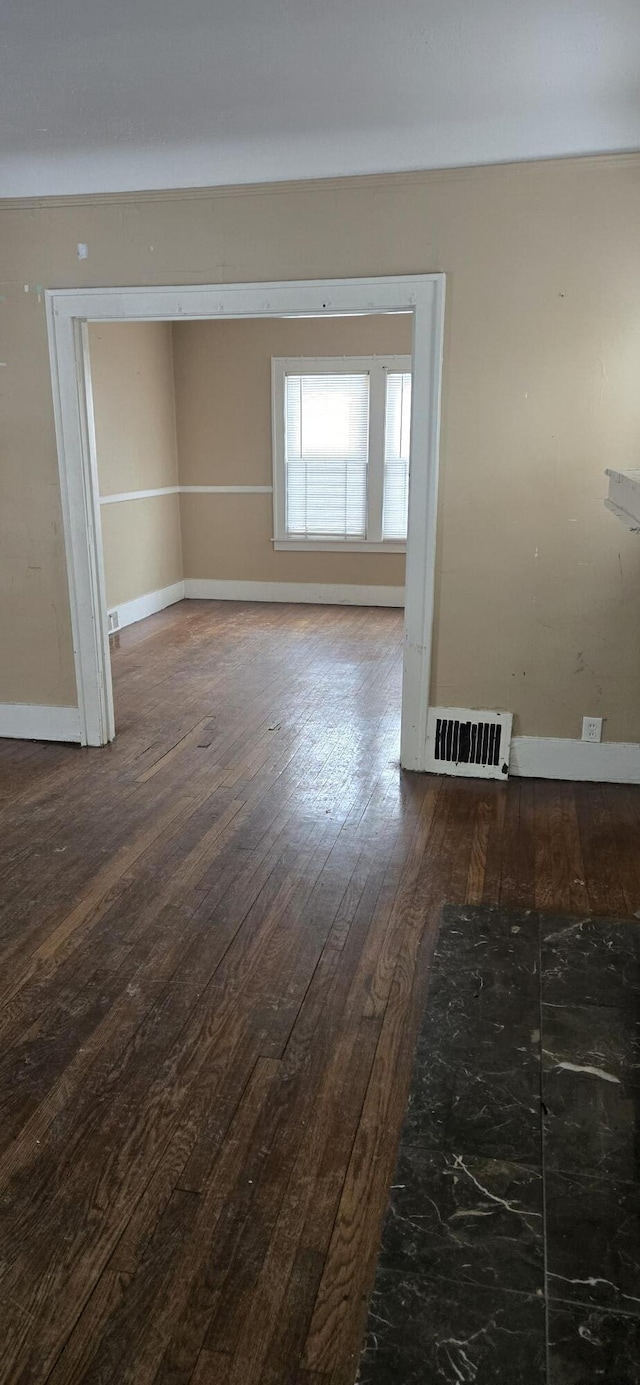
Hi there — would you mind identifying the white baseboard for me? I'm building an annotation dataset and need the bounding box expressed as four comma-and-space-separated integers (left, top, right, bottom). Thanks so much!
510, 736, 640, 784
110, 579, 403, 621
109, 581, 185, 631
1, 699, 637, 784
0, 703, 82, 743
183, 578, 405, 607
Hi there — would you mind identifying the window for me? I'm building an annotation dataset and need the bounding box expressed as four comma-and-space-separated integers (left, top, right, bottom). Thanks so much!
272, 355, 412, 550
382, 371, 412, 541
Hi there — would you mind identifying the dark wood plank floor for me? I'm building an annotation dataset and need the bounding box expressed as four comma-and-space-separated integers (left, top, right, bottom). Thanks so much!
1, 599, 639, 1384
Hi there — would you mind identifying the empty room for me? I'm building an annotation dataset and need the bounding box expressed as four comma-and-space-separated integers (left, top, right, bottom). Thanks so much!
88, 311, 412, 750
2, 3, 640, 1383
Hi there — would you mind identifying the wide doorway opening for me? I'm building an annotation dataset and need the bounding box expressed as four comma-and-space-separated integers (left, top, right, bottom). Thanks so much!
87, 311, 411, 759
47, 275, 445, 769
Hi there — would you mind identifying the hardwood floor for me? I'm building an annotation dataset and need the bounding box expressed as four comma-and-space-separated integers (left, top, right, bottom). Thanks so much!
0, 599, 639, 1384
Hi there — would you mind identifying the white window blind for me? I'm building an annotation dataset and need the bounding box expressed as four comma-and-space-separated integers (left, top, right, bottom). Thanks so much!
284, 372, 370, 538
382, 372, 412, 541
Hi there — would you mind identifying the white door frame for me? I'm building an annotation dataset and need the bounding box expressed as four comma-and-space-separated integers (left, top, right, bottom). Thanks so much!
45, 274, 445, 769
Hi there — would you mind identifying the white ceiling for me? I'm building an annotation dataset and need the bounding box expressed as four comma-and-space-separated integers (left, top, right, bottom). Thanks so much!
2, 0, 640, 198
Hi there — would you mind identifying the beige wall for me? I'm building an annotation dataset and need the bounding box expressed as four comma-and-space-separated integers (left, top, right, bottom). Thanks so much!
173, 315, 410, 586
2, 155, 640, 737
88, 321, 182, 607
100, 495, 183, 608
181, 491, 404, 587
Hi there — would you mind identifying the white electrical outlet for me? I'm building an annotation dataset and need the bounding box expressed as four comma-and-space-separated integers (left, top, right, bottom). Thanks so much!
582, 716, 603, 743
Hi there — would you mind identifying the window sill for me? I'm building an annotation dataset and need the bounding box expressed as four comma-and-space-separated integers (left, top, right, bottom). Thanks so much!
273, 539, 406, 553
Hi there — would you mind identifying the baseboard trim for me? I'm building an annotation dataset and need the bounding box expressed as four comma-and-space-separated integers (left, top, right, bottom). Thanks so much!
2, 701, 636, 781
183, 578, 405, 607
0, 703, 82, 743
109, 581, 185, 631
510, 735, 640, 784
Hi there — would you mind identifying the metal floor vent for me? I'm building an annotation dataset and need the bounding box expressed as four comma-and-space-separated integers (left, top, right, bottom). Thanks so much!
425, 707, 513, 779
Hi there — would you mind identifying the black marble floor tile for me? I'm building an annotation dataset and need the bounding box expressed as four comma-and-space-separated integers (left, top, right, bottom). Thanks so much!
548, 1302, 640, 1383
360, 905, 640, 1384
546, 1170, 640, 1317
431, 905, 540, 1006
542, 1004, 640, 1181
402, 1042, 542, 1164
358, 1270, 546, 1385
418, 988, 541, 1071
405, 921, 542, 1161
379, 1146, 544, 1294
541, 915, 640, 1011
542, 1003, 640, 1088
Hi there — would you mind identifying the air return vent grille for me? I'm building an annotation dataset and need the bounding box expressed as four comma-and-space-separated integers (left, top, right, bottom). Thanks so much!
425, 708, 513, 779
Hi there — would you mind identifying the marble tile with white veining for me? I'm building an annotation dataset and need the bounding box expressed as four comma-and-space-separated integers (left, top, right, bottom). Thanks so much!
358, 1270, 546, 1385
428, 905, 541, 1007
542, 1002, 640, 1087
417, 988, 541, 1073
542, 1003, 640, 1181
548, 1302, 640, 1383
379, 1146, 544, 1295
361, 906, 640, 1385
404, 921, 542, 1161
402, 1038, 542, 1164
546, 1169, 640, 1317
541, 915, 640, 1010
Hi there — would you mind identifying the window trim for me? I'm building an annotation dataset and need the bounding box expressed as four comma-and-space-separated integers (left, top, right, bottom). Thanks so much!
271, 354, 411, 551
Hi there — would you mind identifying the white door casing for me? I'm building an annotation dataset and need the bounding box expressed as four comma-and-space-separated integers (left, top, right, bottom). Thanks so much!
45, 274, 445, 767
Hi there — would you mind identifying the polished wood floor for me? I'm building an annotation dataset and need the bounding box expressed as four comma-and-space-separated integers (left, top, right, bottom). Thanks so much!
1, 600, 639, 1385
